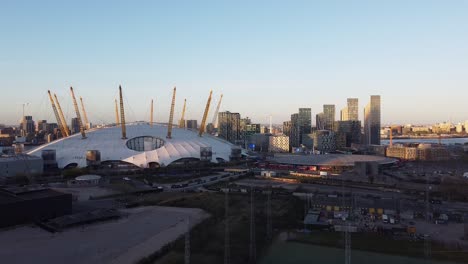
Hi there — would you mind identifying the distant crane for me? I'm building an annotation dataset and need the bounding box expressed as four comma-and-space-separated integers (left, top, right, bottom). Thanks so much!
167, 87, 176, 139
53, 93, 71, 137
212, 94, 223, 129
199, 90, 213, 137
79, 97, 89, 130
119, 85, 127, 139
47, 91, 68, 138
179, 99, 187, 128
70, 87, 86, 139
114, 99, 120, 126
150, 99, 154, 128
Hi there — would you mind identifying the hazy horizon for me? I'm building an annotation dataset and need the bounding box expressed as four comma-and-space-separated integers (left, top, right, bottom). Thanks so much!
1, 1, 467, 125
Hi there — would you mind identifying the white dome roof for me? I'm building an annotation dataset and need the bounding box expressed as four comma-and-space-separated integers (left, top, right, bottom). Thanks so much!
28, 123, 236, 168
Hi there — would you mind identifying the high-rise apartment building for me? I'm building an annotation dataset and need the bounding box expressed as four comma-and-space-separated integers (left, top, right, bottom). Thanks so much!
316, 113, 325, 130
341, 98, 358, 121
334, 120, 362, 147
323, 105, 335, 131
283, 121, 292, 138
21, 116, 35, 136
290, 113, 300, 148
364, 95, 381, 145
186, 120, 198, 129
37, 120, 47, 132
269, 135, 289, 153
218, 111, 241, 144
298, 108, 312, 144
71, 118, 80, 134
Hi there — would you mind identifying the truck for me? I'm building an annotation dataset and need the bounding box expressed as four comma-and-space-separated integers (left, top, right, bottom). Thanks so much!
382, 214, 389, 223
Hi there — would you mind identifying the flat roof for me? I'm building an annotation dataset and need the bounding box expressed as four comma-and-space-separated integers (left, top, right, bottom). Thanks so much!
75, 175, 101, 181
269, 154, 397, 167
0, 188, 69, 204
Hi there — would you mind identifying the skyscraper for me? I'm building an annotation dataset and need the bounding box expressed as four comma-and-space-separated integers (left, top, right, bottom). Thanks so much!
186, 120, 198, 129
298, 108, 312, 145
323, 104, 335, 131
290, 113, 300, 148
21, 116, 35, 136
364, 95, 381, 145
71, 118, 80, 134
341, 98, 359, 121
37, 120, 47, 132
218, 111, 241, 144
334, 120, 362, 147
316, 113, 325, 130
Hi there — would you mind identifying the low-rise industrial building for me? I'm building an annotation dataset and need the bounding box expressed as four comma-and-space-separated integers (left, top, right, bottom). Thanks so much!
0, 187, 72, 228
386, 143, 450, 161
0, 154, 43, 178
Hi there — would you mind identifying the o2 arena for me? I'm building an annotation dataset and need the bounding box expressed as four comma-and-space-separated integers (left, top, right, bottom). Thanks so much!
27, 86, 241, 169
28, 123, 238, 169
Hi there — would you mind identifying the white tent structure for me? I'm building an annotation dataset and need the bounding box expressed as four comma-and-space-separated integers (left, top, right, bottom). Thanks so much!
28, 123, 237, 169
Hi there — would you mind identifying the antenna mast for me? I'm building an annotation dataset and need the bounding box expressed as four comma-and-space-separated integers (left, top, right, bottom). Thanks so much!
167, 87, 176, 139
199, 90, 213, 137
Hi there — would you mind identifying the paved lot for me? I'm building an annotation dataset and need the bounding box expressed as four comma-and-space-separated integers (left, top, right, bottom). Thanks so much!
0, 206, 209, 264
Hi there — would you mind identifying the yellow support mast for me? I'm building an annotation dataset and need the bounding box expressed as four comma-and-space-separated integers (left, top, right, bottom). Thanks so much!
199, 90, 213, 137
79, 97, 89, 130
167, 87, 176, 139
119, 85, 127, 139
212, 94, 223, 129
114, 99, 120, 126
54, 93, 71, 137
47, 90, 67, 138
179, 99, 186, 128
70, 87, 86, 139
150, 99, 154, 128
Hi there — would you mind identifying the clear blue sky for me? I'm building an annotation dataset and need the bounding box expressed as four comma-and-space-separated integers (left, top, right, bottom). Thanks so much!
1, 0, 467, 126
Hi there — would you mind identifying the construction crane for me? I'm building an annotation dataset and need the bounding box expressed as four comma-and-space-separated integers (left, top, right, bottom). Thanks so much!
167, 87, 176, 139
47, 90, 68, 138
114, 99, 120, 126
70, 87, 86, 139
199, 90, 213, 137
212, 94, 223, 129
150, 99, 154, 128
53, 93, 71, 137
179, 99, 187, 128
119, 85, 127, 139
79, 97, 89, 130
